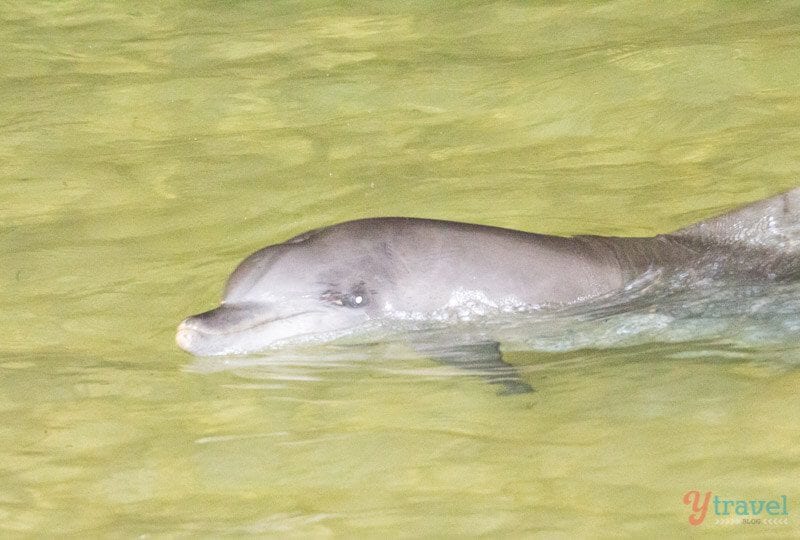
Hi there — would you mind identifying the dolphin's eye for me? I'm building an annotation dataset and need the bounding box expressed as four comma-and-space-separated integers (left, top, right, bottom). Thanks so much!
341, 292, 367, 308
321, 284, 369, 308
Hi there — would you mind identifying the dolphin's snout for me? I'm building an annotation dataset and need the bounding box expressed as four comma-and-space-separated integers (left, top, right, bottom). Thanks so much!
175, 303, 279, 355
181, 304, 271, 334
175, 309, 230, 354
177, 312, 215, 334
175, 314, 231, 355
175, 318, 195, 352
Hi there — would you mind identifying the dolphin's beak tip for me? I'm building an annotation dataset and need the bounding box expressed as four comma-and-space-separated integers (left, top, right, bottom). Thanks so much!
175, 319, 195, 353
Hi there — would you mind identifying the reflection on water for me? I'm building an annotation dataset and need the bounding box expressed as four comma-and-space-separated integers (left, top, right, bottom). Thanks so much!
1, 0, 799, 536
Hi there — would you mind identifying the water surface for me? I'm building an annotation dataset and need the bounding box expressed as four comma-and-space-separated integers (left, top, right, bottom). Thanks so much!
1, 1, 799, 536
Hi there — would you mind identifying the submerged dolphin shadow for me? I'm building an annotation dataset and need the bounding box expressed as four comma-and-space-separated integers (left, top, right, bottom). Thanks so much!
185, 340, 534, 395
177, 188, 800, 394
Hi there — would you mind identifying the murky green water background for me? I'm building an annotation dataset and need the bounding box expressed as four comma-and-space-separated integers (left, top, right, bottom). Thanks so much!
1, 1, 799, 536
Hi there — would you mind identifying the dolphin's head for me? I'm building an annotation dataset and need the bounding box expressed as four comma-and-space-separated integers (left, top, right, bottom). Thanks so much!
176, 231, 391, 356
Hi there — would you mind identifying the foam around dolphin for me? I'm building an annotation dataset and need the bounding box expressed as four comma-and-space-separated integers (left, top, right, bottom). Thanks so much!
176, 188, 800, 393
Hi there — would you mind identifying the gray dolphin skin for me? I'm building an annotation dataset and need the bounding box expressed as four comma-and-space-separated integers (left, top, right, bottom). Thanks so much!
177, 188, 800, 392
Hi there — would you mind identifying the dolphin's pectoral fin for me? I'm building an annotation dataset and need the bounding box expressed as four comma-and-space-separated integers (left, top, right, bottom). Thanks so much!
412, 340, 534, 395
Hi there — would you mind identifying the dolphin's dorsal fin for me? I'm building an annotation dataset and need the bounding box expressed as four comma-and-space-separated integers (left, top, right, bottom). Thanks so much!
670, 188, 800, 248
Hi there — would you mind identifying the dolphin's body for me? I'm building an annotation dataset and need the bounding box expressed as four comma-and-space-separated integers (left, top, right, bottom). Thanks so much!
176, 188, 800, 393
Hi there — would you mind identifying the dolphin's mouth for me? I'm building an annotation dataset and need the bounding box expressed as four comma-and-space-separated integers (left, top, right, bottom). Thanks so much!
178, 303, 302, 336
175, 303, 324, 355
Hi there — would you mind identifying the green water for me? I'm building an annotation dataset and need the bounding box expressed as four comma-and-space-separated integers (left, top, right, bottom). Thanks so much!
2, 1, 799, 536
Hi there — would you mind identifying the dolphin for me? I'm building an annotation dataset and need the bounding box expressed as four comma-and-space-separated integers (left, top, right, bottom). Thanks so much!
176, 188, 800, 393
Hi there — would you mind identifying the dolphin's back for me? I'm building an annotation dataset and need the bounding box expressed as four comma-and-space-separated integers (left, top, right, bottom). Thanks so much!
671, 188, 800, 247
666, 188, 800, 279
